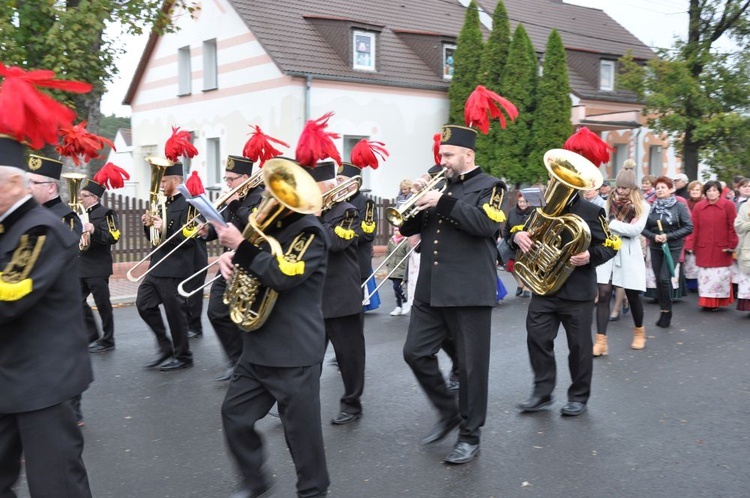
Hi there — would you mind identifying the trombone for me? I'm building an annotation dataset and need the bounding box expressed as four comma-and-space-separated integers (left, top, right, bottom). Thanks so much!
178, 257, 224, 298
126, 170, 264, 283
385, 169, 446, 227
362, 239, 420, 305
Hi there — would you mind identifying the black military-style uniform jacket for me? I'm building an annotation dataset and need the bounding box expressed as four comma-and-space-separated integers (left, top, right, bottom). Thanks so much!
205, 186, 265, 249
400, 167, 505, 307
231, 212, 329, 367
145, 192, 196, 279
348, 191, 377, 281
79, 202, 120, 278
320, 201, 361, 318
0, 198, 93, 413
44, 196, 82, 235
511, 195, 618, 301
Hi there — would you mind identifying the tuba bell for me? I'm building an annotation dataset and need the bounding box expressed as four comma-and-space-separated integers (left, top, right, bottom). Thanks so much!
144, 156, 170, 246
513, 149, 603, 296
61, 172, 90, 251
223, 158, 323, 332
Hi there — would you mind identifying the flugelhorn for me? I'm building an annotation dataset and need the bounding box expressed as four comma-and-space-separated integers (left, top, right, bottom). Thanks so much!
385, 169, 446, 227
144, 156, 170, 247
127, 170, 265, 283
61, 172, 90, 250
321, 175, 361, 211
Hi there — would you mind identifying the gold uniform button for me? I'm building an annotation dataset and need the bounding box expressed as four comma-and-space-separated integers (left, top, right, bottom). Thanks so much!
434, 261, 438, 266
448, 192, 453, 196
433, 251, 438, 255
436, 229, 441, 234
434, 240, 438, 244
438, 219, 443, 224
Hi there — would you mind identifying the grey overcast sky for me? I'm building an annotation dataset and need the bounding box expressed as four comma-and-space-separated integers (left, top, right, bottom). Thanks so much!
100, 0, 692, 117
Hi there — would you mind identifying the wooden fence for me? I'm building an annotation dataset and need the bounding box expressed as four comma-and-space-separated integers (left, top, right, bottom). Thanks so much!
102, 191, 396, 263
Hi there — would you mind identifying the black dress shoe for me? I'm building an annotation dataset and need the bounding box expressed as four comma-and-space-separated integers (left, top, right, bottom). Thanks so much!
517, 394, 553, 412
158, 358, 194, 371
144, 353, 172, 369
515, 287, 523, 297
331, 411, 362, 425
216, 367, 234, 382
420, 414, 461, 445
444, 441, 480, 464
560, 401, 587, 416
188, 330, 203, 339
89, 343, 115, 353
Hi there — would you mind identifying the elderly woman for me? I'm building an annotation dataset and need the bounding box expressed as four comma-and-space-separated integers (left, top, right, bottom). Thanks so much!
691, 180, 738, 310
734, 200, 750, 313
642, 174, 657, 204
594, 161, 650, 355
642, 176, 694, 327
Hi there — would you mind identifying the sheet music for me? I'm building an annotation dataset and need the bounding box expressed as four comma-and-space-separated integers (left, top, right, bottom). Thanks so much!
520, 187, 545, 207
177, 184, 227, 227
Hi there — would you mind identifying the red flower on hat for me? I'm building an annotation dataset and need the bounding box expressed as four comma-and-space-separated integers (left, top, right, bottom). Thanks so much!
242, 125, 289, 167
295, 112, 341, 168
165, 126, 199, 162
93, 162, 130, 190
563, 127, 611, 167
0, 62, 92, 149
464, 85, 519, 134
432, 133, 441, 165
185, 170, 205, 196
57, 121, 115, 166
350, 139, 388, 170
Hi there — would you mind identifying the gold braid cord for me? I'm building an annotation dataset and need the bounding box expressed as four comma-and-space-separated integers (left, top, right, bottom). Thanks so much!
482, 184, 506, 222
0, 234, 45, 301
107, 214, 121, 241
599, 213, 622, 250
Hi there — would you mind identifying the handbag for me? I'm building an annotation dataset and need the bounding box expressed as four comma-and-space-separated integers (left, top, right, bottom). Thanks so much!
497, 238, 515, 264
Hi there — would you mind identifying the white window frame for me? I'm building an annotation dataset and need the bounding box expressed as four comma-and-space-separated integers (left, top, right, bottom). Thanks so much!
600, 60, 615, 91
178, 46, 192, 96
443, 44, 456, 80
649, 145, 663, 176
352, 31, 376, 71
203, 39, 218, 91
206, 137, 221, 186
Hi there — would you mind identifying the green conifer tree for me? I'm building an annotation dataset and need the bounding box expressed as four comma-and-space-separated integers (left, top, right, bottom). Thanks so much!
448, 1, 484, 125
527, 29, 572, 183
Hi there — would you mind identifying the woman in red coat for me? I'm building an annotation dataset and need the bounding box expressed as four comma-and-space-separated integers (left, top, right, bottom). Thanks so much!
692, 180, 739, 310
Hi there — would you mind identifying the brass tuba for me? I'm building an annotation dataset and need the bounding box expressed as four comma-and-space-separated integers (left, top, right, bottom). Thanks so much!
514, 149, 603, 296
61, 172, 90, 251
223, 158, 323, 332
144, 156, 170, 246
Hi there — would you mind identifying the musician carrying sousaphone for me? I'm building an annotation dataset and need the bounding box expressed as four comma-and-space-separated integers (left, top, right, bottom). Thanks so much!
512, 127, 621, 418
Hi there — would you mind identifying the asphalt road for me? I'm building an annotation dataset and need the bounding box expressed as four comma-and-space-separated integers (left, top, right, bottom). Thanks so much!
15, 272, 750, 497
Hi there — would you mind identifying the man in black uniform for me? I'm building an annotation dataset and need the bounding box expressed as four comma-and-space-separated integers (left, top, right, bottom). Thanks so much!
136, 161, 196, 371
0, 140, 93, 497
316, 162, 366, 425
214, 160, 330, 498
400, 125, 506, 465
79, 178, 121, 352
201, 154, 264, 380
25, 154, 83, 235
512, 157, 618, 417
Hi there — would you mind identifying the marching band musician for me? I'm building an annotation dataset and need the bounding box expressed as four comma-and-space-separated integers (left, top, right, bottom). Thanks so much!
513, 129, 619, 417
315, 161, 366, 425
182, 171, 208, 340
201, 154, 265, 381
136, 161, 197, 371
79, 165, 127, 354
25, 154, 83, 235
400, 124, 507, 465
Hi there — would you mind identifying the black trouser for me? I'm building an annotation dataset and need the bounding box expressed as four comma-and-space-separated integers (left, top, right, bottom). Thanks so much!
222, 362, 329, 498
80, 276, 114, 346
650, 246, 681, 311
0, 400, 91, 498
181, 268, 206, 334
207, 272, 243, 365
596, 284, 644, 334
403, 301, 491, 445
526, 295, 595, 403
136, 275, 192, 362
390, 278, 406, 307
325, 312, 365, 415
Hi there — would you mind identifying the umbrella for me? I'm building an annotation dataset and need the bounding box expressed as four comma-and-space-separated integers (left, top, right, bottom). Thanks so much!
657, 220, 675, 278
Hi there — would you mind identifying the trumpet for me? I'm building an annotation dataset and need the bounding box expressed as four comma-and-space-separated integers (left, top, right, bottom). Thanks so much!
127, 170, 265, 283
385, 169, 446, 227
321, 175, 361, 211
61, 172, 90, 251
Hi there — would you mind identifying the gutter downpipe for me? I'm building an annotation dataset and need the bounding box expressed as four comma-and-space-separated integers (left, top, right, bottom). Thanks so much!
305, 75, 312, 122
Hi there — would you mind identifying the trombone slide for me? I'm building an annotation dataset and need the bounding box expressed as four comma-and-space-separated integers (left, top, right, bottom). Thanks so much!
362, 241, 420, 305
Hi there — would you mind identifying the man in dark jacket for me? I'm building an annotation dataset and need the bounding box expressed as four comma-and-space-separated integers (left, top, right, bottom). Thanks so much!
79, 178, 121, 352
136, 161, 196, 371
400, 125, 506, 465
25, 154, 82, 234
513, 168, 618, 417
0, 141, 93, 497
214, 160, 330, 498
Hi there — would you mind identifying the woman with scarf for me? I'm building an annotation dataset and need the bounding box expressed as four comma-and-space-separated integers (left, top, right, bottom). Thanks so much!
642, 177, 694, 327
691, 180, 738, 311
594, 160, 650, 355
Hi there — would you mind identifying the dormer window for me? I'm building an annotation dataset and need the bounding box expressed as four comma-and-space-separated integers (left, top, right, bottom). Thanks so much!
600, 60, 615, 91
443, 44, 456, 80
353, 31, 376, 71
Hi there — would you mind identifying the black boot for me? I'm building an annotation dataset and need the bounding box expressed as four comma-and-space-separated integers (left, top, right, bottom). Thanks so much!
656, 311, 671, 328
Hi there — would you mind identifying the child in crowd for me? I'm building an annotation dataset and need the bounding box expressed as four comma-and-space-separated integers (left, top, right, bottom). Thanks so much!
396, 179, 413, 208
386, 227, 410, 315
